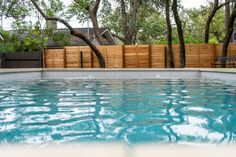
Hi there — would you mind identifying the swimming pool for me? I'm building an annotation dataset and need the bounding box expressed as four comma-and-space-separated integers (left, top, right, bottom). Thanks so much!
0, 78, 235, 145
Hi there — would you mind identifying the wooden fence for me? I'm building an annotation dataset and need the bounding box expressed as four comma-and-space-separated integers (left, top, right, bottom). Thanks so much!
0, 52, 43, 68
44, 44, 236, 68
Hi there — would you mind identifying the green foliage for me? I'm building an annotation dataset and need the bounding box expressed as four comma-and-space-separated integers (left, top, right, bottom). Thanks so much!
136, 6, 167, 44
51, 32, 70, 47
0, 23, 48, 52
0, 30, 18, 52
40, 0, 65, 17
67, 0, 91, 23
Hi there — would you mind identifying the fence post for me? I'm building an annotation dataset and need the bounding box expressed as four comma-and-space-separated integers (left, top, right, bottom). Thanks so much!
149, 44, 152, 68
80, 51, 83, 68
164, 46, 167, 68
63, 48, 66, 68
122, 45, 125, 68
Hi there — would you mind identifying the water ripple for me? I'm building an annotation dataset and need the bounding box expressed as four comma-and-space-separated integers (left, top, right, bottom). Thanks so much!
0, 79, 235, 145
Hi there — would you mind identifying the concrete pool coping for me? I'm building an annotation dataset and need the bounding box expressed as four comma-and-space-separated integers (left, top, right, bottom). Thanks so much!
0, 68, 235, 72
0, 68, 235, 82
1, 144, 236, 157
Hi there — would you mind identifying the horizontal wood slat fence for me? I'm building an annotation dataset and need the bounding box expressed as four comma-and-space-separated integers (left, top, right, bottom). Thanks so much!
44, 44, 236, 68
0, 52, 43, 68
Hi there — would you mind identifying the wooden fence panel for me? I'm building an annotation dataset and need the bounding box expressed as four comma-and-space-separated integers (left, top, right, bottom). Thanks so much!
106, 46, 123, 68
137, 45, 149, 68
215, 43, 236, 56
151, 45, 165, 68
185, 44, 200, 67
44, 44, 236, 69
124, 45, 137, 68
79, 46, 92, 68
65, 46, 80, 68
45, 49, 64, 68
199, 44, 213, 68
228, 44, 236, 56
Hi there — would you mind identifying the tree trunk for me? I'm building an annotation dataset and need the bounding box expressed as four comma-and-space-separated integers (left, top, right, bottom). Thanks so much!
120, 0, 139, 45
172, 0, 186, 68
120, 0, 128, 41
89, 0, 108, 45
222, 3, 236, 67
165, 0, 174, 68
30, 0, 106, 68
204, 0, 219, 43
225, 0, 231, 33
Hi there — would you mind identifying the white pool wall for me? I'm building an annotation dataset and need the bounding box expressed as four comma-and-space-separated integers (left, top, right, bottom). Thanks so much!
0, 68, 235, 82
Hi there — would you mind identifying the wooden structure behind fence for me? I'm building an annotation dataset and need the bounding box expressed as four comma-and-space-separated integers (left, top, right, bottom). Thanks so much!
44, 44, 236, 68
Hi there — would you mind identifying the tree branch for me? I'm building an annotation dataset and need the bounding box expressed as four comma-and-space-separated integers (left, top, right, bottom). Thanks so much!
217, 0, 236, 10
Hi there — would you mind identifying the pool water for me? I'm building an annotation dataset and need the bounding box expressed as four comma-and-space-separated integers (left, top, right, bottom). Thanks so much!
0, 79, 235, 145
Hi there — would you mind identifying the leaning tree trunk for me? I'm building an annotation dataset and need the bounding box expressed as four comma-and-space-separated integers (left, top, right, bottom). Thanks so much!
222, 3, 236, 67
172, 0, 186, 68
30, 0, 105, 68
165, 0, 174, 68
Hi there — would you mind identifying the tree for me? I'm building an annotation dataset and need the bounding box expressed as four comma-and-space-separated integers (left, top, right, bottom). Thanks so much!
172, 0, 185, 68
106, 0, 141, 45
120, 0, 140, 44
29, 0, 105, 68
102, 0, 165, 44
70, 0, 108, 45
136, 8, 166, 44
222, 3, 236, 67
165, 0, 174, 68
204, 0, 235, 43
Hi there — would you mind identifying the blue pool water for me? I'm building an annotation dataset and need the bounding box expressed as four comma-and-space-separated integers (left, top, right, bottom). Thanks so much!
0, 79, 235, 145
